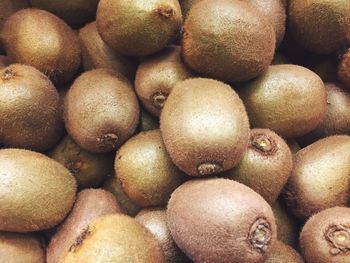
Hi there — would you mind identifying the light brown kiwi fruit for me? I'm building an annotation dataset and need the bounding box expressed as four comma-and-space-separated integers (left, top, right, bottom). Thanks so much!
265, 241, 304, 263
79, 22, 137, 81
167, 178, 277, 263
0, 64, 63, 151
182, 0, 275, 82
115, 130, 187, 207
300, 206, 350, 263
135, 46, 193, 117
224, 128, 293, 204
284, 135, 350, 220
338, 48, 350, 89
0, 55, 10, 69
0, 148, 77, 232
160, 78, 250, 176
47, 189, 123, 263
239, 64, 327, 138
64, 69, 139, 153
304, 54, 337, 83
96, 0, 182, 56
61, 214, 166, 263
139, 108, 159, 132
1, 8, 81, 84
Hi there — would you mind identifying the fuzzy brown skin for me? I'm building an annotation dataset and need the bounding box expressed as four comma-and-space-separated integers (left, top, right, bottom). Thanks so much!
0, 55, 10, 70
239, 64, 327, 138
160, 78, 250, 176
115, 130, 187, 207
300, 207, 350, 263
224, 129, 293, 204
79, 22, 137, 81
0, 64, 63, 151
284, 136, 350, 220
167, 178, 277, 263
0, 233, 45, 263
338, 48, 350, 89
64, 69, 139, 153
0, 149, 77, 232
265, 241, 304, 263
182, 0, 275, 83
61, 214, 166, 263
1, 8, 81, 84
47, 189, 123, 263
288, 0, 350, 54
135, 46, 193, 117
96, 0, 182, 56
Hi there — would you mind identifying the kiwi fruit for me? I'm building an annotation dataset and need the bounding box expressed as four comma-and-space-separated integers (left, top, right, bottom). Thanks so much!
265, 241, 304, 263
224, 128, 293, 204
135, 46, 193, 117
167, 178, 277, 263
304, 54, 337, 83
61, 214, 166, 262
300, 206, 350, 263
64, 69, 139, 153
115, 129, 187, 207
284, 135, 350, 220
50, 136, 115, 189
338, 48, 350, 89
0, 148, 76, 232
79, 22, 137, 81
47, 189, 123, 263
135, 208, 190, 263
0, 55, 10, 70
182, 0, 275, 82
0, 232, 45, 263
0, 64, 63, 151
239, 64, 327, 138
160, 78, 250, 176
96, 0, 182, 56
1, 8, 81, 84
139, 108, 160, 132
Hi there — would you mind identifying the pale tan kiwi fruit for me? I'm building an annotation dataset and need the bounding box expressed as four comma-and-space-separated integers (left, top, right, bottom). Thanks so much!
64, 69, 140, 153
338, 48, 350, 89
0, 148, 77, 232
160, 78, 250, 176
265, 241, 304, 263
0, 55, 10, 70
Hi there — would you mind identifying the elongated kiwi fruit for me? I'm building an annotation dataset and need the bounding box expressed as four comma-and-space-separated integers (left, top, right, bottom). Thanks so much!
0, 64, 63, 151
167, 178, 277, 263
0, 55, 10, 69
338, 48, 350, 89
160, 78, 250, 176
64, 69, 139, 153
284, 135, 350, 219
265, 241, 304, 263
300, 206, 350, 263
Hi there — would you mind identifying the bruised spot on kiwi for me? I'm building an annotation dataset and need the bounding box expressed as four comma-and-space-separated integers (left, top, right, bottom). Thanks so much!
248, 218, 272, 253
69, 227, 91, 253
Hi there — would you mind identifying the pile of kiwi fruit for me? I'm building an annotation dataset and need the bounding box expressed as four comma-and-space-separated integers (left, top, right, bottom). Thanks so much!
0, 0, 349, 262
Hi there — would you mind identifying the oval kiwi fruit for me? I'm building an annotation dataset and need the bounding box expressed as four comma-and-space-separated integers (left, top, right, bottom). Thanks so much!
284, 135, 350, 220
338, 48, 350, 89
300, 206, 350, 263
64, 69, 139, 153
160, 78, 250, 176
265, 241, 304, 263
0, 64, 63, 151
239, 64, 327, 138
1, 8, 81, 84
167, 178, 277, 263
0, 148, 77, 232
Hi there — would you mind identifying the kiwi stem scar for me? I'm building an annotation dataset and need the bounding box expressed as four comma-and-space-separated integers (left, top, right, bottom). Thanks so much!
1, 68, 14, 80
197, 163, 223, 176
97, 133, 119, 149
251, 134, 276, 154
248, 218, 272, 253
326, 225, 350, 255
152, 91, 168, 109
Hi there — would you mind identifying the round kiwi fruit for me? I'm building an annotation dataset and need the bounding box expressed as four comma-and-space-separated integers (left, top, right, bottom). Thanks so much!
135, 46, 193, 117
1, 8, 81, 84
265, 241, 304, 263
239, 64, 327, 138
96, 0, 182, 56
182, 0, 275, 82
0, 148, 77, 232
160, 78, 250, 176
64, 69, 140, 153
0, 64, 63, 151
139, 108, 160, 132
167, 178, 277, 263
284, 135, 350, 220
0, 55, 10, 70
224, 128, 293, 204
61, 214, 166, 262
300, 206, 350, 263
338, 48, 350, 89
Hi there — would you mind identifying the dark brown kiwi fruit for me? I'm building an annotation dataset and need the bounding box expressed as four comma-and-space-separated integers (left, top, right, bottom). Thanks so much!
224, 128, 293, 204
0, 55, 10, 70
64, 69, 139, 153
338, 48, 350, 89
160, 78, 250, 176
139, 108, 159, 132
265, 241, 304, 263
284, 135, 350, 220
303, 54, 337, 83
0, 64, 63, 151
167, 178, 277, 263
300, 206, 350, 263
239, 64, 327, 138
135, 46, 193, 117
182, 0, 275, 82
1, 8, 81, 84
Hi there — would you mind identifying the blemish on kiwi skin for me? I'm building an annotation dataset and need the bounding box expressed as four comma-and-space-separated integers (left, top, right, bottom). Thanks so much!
154, 6, 175, 18
1, 68, 15, 80
248, 218, 272, 253
325, 225, 350, 255
152, 91, 168, 109
250, 134, 277, 155
69, 227, 91, 253
97, 133, 119, 149
197, 163, 223, 176
65, 160, 84, 175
